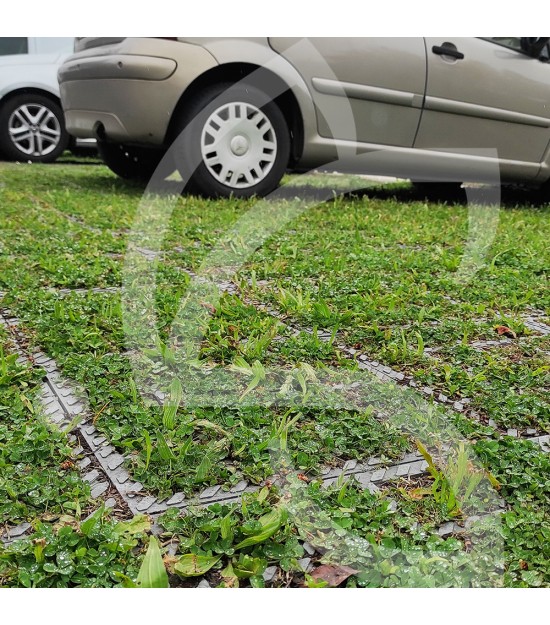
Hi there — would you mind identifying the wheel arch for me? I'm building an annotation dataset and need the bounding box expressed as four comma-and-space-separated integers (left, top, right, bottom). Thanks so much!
0, 87, 62, 110
165, 63, 305, 167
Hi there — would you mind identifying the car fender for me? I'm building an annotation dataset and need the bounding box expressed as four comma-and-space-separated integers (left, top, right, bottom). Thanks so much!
0, 65, 62, 103
181, 38, 320, 163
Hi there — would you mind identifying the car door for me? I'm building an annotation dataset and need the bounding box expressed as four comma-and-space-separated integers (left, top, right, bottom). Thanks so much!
414, 38, 550, 170
269, 37, 427, 147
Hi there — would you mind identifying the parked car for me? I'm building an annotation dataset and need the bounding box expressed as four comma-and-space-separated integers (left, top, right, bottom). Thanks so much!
0, 37, 94, 163
58, 37, 550, 197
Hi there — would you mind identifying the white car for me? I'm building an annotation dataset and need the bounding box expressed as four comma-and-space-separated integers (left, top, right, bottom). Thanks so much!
0, 37, 76, 162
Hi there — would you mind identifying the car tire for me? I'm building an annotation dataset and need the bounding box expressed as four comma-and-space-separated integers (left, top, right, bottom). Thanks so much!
173, 82, 291, 198
0, 93, 70, 163
97, 141, 172, 182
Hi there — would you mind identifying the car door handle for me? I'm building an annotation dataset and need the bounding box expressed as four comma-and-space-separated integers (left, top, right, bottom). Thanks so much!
432, 44, 465, 60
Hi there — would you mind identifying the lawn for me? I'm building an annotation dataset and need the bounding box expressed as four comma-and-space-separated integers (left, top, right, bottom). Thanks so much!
0, 159, 548, 587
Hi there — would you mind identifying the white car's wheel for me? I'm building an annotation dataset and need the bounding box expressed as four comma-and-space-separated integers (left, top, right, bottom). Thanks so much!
174, 83, 290, 198
0, 93, 69, 162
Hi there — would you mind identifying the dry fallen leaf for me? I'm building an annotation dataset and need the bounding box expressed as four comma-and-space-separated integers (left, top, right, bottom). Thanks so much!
407, 486, 432, 500
200, 302, 217, 314
162, 554, 179, 573
495, 325, 517, 339
310, 563, 359, 587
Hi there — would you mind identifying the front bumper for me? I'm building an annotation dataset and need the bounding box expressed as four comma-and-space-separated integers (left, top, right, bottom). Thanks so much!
58, 39, 218, 146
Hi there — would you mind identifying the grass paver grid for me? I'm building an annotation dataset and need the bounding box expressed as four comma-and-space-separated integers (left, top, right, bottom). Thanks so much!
6, 322, 533, 587
0, 161, 549, 587
0, 302, 446, 528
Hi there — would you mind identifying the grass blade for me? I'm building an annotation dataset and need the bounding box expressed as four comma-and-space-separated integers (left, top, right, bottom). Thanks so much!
136, 536, 169, 588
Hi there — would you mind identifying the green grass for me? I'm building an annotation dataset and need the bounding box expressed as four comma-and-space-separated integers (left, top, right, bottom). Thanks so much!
0, 334, 90, 525
236, 181, 549, 431
0, 160, 549, 587
0, 328, 154, 588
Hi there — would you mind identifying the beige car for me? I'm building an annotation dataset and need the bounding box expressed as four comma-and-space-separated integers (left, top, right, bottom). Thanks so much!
59, 37, 550, 197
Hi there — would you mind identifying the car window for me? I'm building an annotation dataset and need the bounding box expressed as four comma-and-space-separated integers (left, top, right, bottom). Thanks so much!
485, 37, 524, 52
34, 37, 74, 54
484, 37, 550, 60
0, 37, 28, 56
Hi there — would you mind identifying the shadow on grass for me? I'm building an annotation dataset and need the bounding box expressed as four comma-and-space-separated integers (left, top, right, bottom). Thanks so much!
338, 182, 550, 210
53, 164, 550, 210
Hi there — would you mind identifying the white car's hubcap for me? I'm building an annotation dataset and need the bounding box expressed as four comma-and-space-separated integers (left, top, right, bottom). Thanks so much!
201, 102, 277, 189
8, 103, 61, 157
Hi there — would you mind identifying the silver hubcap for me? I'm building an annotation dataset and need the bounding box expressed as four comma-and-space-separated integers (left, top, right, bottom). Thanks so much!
200, 101, 277, 189
8, 103, 61, 157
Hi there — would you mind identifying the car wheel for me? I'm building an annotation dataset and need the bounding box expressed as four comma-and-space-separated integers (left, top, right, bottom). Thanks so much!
173, 82, 291, 198
0, 93, 69, 163
97, 142, 171, 181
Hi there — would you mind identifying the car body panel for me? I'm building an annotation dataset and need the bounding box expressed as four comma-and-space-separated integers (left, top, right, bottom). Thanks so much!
415, 37, 550, 172
59, 39, 218, 144
270, 37, 426, 147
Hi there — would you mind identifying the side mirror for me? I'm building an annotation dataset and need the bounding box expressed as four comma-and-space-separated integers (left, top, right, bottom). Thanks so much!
520, 37, 550, 58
